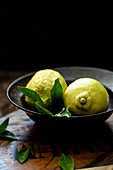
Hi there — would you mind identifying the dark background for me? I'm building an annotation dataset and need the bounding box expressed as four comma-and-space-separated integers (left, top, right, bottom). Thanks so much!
0, 4, 113, 71
0, 3, 113, 116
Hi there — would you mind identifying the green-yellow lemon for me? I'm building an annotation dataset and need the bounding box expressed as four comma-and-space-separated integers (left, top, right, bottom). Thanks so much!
25, 69, 67, 109
64, 78, 109, 115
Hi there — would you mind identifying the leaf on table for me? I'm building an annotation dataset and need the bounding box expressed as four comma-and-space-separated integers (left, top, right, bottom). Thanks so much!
58, 153, 74, 170
0, 118, 9, 134
0, 130, 17, 139
18, 86, 45, 108
17, 145, 30, 164
50, 78, 64, 114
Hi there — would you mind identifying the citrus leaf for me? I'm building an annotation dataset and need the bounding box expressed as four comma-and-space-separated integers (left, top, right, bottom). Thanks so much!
55, 105, 71, 117
0, 130, 17, 140
17, 145, 30, 164
18, 86, 45, 108
51, 78, 64, 114
58, 153, 74, 170
35, 102, 53, 116
0, 118, 9, 134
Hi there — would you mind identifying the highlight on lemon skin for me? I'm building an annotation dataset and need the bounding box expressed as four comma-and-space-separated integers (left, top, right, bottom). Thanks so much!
64, 78, 109, 116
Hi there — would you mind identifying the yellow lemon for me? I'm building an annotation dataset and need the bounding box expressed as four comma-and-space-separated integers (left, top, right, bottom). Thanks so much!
64, 78, 109, 115
25, 69, 67, 109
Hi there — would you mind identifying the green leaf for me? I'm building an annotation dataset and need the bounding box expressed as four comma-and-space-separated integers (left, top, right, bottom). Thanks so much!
18, 86, 53, 116
0, 118, 9, 134
51, 78, 64, 114
17, 145, 30, 164
18, 86, 45, 108
58, 153, 74, 170
0, 130, 17, 140
55, 105, 71, 117
35, 102, 53, 116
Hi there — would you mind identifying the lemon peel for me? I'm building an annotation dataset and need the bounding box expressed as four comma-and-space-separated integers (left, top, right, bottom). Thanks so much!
25, 69, 67, 109
64, 78, 109, 115
75, 91, 92, 110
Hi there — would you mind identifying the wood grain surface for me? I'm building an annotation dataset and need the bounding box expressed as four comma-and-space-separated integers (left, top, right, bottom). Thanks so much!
0, 70, 29, 117
1, 110, 113, 169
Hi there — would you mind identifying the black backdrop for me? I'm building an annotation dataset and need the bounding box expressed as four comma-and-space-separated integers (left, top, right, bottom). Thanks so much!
0, 4, 113, 71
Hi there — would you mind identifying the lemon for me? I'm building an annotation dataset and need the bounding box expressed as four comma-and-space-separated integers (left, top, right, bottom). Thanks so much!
25, 69, 67, 109
64, 78, 109, 115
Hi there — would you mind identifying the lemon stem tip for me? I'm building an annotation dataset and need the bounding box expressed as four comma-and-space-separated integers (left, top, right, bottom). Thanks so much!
79, 98, 86, 104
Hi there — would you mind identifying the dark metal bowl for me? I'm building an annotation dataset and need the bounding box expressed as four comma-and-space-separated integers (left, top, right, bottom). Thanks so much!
7, 67, 113, 126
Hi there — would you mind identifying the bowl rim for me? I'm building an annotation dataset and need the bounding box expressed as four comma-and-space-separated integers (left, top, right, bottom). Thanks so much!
7, 67, 113, 119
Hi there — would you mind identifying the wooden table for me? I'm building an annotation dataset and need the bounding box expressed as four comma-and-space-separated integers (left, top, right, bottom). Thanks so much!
1, 110, 113, 169
0, 70, 29, 117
